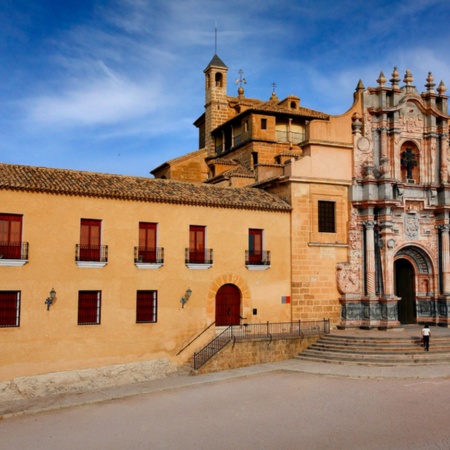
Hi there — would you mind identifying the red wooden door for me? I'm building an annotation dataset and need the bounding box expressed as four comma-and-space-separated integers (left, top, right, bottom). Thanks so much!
215, 284, 241, 326
80, 219, 101, 261
189, 225, 205, 263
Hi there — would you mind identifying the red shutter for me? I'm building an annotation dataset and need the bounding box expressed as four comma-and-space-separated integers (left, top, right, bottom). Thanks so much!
138, 223, 157, 262
189, 226, 205, 263
80, 219, 101, 261
0, 215, 22, 259
249, 229, 263, 264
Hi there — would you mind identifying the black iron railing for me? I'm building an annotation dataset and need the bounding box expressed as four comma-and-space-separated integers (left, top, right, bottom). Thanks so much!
245, 250, 271, 266
0, 242, 28, 260
134, 247, 164, 264
193, 319, 330, 370
185, 248, 213, 265
75, 244, 108, 262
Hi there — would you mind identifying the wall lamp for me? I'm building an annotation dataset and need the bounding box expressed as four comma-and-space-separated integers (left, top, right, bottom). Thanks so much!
180, 288, 192, 309
45, 288, 57, 310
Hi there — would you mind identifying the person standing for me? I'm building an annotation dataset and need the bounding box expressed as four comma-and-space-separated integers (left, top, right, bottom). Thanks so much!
421, 324, 431, 351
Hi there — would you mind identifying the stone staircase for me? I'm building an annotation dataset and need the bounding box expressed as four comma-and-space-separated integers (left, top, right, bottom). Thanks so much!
296, 333, 450, 366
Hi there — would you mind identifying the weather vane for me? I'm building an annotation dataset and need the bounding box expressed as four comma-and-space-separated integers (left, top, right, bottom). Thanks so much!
235, 69, 247, 88
272, 82, 277, 95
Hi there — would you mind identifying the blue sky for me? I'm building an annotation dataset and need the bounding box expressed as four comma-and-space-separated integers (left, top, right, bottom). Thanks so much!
1, 0, 450, 177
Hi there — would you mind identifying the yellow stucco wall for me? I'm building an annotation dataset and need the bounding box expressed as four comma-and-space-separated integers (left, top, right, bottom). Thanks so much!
0, 190, 291, 381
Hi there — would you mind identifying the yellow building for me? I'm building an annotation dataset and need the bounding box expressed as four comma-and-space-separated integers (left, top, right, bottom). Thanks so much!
0, 164, 291, 382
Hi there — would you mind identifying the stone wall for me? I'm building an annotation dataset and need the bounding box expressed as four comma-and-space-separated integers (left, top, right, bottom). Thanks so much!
195, 336, 319, 374
0, 358, 177, 403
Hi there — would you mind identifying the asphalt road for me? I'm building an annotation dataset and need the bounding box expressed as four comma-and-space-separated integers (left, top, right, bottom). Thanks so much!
1, 371, 450, 450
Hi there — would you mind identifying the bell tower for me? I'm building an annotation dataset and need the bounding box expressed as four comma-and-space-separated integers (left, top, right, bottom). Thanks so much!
204, 54, 228, 157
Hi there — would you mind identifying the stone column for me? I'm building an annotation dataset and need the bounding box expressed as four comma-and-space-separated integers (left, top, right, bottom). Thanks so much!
440, 133, 448, 184
440, 225, 450, 295
365, 221, 377, 298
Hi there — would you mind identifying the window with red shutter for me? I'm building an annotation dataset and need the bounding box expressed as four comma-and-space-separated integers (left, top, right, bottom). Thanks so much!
189, 225, 205, 263
136, 290, 157, 323
138, 223, 157, 263
0, 214, 23, 259
80, 219, 101, 261
0, 291, 20, 327
78, 291, 101, 325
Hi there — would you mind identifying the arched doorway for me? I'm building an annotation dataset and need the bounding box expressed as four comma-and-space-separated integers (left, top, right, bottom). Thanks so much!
215, 284, 241, 326
395, 258, 416, 324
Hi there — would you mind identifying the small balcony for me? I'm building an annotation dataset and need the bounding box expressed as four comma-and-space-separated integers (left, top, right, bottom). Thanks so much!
134, 247, 164, 269
245, 250, 271, 270
75, 244, 108, 268
0, 242, 29, 266
185, 248, 213, 269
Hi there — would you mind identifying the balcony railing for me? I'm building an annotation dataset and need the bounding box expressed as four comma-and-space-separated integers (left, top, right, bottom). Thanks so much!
245, 250, 270, 266
0, 241, 28, 260
185, 248, 213, 265
75, 244, 108, 263
134, 247, 164, 264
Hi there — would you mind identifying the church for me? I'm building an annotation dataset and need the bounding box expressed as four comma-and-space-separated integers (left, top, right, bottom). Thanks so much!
1, 52, 449, 384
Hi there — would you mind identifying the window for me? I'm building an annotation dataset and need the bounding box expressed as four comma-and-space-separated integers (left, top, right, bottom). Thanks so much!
261, 118, 267, 130
189, 225, 206, 263
78, 291, 101, 325
248, 229, 263, 264
79, 219, 102, 261
138, 222, 157, 263
136, 291, 157, 323
318, 201, 336, 233
0, 291, 20, 327
0, 214, 23, 259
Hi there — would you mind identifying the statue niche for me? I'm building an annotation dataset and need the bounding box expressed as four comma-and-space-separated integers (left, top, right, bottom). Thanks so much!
401, 142, 419, 183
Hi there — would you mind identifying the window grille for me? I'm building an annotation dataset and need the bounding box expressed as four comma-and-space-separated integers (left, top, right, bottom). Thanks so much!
136, 291, 157, 323
318, 201, 336, 233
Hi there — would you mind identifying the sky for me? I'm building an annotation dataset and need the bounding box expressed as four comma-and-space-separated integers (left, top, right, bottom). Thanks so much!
1, 0, 450, 177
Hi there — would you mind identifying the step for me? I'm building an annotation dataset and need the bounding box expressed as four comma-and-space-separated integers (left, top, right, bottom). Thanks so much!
297, 332, 450, 366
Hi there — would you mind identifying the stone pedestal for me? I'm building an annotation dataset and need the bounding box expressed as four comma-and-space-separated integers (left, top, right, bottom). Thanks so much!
338, 294, 363, 329
378, 296, 401, 329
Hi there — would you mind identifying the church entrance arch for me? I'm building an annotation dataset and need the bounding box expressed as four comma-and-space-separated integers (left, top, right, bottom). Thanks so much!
215, 284, 241, 326
394, 246, 433, 324
395, 259, 416, 324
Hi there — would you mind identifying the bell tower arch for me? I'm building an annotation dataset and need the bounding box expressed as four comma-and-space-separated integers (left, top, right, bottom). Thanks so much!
204, 54, 228, 157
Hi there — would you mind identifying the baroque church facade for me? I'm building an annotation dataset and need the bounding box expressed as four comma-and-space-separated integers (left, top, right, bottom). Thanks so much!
152, 55, 450, 330
1, 53, 450, 384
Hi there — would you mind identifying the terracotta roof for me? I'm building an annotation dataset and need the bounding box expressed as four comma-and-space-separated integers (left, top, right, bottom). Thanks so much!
253, 101, 329, 119
151, 148, 207, 174
0, 163, 290, 212
205, 165, 255, 184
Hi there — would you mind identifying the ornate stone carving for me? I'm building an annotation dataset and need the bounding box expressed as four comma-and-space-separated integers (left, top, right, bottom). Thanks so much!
336, 263, 360, 294
405, 213, 419, 238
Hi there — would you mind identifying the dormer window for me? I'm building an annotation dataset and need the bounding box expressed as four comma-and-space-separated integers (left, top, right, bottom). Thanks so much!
290, 101, 297, 109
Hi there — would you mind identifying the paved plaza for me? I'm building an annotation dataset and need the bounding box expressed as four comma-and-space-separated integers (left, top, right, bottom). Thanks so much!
2, 326, 450, 449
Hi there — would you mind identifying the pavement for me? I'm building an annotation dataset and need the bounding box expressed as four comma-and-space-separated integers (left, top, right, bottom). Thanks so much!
2, 325, 450, 420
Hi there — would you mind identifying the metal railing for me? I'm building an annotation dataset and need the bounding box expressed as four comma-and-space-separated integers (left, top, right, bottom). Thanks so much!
134, 247, 164, 264
75, 244, 108, 262
0, 241, 28, 260
185, 248, 213, 265
245, 250, 271, 266
194, 319, 330, 370
176, 321, 216, 356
